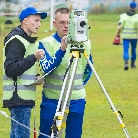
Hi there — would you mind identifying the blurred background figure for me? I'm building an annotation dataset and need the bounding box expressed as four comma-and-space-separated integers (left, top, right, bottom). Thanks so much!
117, 0, 138, 70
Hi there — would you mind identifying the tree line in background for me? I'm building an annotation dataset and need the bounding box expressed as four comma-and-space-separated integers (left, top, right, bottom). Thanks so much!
0, 0, 135, 15
88, 3, 130, 14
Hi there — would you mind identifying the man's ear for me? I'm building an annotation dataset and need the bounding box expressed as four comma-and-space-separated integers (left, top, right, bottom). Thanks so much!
23, 17, 28, 25
53, 20, 56, 27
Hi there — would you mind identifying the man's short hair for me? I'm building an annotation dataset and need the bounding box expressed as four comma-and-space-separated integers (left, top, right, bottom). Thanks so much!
54, 7, 70, 19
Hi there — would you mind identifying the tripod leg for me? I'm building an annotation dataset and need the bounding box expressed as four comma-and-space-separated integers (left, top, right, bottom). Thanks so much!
51, 55, 79, 138
50, 56, 74, 138
56, 56, 74, 113
57, 57, 79, 138
84, 51, 130, 138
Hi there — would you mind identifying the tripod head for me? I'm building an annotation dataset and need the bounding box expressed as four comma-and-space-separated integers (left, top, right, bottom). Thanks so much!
66, 9, 90, 46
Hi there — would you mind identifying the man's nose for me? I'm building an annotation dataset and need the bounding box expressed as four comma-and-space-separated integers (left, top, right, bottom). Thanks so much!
38, 21, 41, 27
65, 23, 68, 28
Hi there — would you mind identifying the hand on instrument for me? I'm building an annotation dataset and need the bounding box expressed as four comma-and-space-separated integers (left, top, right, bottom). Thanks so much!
61, 36, 68, 51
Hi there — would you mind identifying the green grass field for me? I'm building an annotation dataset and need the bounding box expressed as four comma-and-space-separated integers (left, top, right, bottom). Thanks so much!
0, 14, 138, 138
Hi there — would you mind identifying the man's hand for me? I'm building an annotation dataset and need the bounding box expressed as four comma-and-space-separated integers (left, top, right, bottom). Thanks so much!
34, 49, 44, 60
35, 75, 44, 85
113, 35, 121, 45
61, 36, 68, 51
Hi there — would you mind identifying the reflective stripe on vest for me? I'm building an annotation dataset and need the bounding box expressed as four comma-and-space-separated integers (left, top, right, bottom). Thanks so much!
3, 35, 37, 101
44, 73, 84, 90
44, 83, 84, 90
3, 85, 36, 91
3, 74, 36, 80
122, 28, 137, 34
46, 73, 83, 80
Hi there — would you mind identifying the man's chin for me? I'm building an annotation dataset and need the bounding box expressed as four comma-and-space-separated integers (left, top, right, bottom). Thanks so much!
63, 32, 68, 36
33, 31, 38, 34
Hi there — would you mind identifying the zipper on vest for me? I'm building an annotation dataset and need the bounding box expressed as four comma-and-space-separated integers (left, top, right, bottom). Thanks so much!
13, 81, 17, 91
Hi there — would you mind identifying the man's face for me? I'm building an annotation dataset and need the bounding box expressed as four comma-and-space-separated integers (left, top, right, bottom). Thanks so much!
24, 15, 41, 36
53, 12, 69, 38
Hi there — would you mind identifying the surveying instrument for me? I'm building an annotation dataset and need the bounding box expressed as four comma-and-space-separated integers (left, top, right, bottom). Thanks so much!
50, 9, 130, 138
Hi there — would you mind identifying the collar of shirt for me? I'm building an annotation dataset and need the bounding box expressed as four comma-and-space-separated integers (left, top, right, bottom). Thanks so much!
52, 32, 61, 43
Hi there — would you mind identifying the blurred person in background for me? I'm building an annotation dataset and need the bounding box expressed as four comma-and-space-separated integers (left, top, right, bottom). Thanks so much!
117, 1, 138, 70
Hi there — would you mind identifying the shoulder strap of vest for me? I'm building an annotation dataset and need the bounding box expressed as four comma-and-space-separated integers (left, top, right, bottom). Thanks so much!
40, 35, 54, 43
4, 35, 30, 82
5, 35, 30, 48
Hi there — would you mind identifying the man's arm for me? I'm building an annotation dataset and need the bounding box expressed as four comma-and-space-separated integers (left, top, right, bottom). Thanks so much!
39, 41, 66, 73
83, 54, 93, 85
117, 22, 122, 36
117, 14, 123, 36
